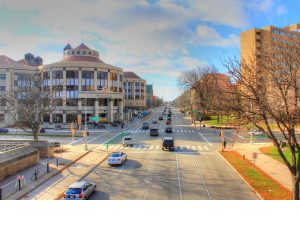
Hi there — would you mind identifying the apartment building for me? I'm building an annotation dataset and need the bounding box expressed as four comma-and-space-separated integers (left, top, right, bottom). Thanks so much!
241, 23, 300, 65
123, 71, 146, 110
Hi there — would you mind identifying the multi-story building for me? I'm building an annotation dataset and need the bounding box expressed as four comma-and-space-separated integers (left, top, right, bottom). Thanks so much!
123, 71, 146, 110
241, 23, 300, 66
0, 55, 39, 126
0, 43, 124, 128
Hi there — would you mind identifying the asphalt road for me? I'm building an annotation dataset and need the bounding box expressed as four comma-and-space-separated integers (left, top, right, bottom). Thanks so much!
85, 107, 259, 200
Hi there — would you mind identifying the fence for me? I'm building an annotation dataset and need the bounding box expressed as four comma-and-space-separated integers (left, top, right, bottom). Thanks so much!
0, 142, 30, 153
0, 157, 63, 200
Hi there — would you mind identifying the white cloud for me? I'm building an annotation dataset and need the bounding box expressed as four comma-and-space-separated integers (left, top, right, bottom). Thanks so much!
276, 5, 287, 16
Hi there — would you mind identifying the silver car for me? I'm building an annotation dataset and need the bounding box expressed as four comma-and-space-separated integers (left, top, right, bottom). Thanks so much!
108, 152, 127, 166
64, 181, 96, 200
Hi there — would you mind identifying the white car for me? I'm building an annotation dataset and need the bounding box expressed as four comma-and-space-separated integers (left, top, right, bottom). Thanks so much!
64, 181, 96, 200
123, 136, 133, 147
248, 129, 264, 136
108, 152, 127, 166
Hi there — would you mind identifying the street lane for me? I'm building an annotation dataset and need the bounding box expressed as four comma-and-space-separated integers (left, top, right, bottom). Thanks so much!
86, 106, 259, 200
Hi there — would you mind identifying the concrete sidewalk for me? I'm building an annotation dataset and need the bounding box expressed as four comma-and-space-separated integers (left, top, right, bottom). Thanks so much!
232, 143, 292, 191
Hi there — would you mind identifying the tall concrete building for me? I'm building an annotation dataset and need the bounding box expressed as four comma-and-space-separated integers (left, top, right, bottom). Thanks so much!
241, 23, 300, 66
123, 71, 146, 110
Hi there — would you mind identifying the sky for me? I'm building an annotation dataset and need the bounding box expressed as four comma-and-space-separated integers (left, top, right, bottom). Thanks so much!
0, 0, 298, 101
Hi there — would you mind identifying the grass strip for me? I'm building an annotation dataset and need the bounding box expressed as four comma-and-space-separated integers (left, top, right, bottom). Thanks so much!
260, 146, 298, 165
220, 151, 292, 200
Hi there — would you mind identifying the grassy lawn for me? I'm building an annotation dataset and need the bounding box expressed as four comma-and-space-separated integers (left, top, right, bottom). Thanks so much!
206, 115, 236, 126
260, 146, 298, 165
220, 151, 292, 200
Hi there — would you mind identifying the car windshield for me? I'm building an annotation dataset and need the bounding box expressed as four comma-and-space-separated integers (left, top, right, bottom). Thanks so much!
66, 188, 82, 194
124, 137, 131, 140
163, 140, 174, 145
151, 129, 157, 131
143, 123, 148, 125
111, 153, 121, 157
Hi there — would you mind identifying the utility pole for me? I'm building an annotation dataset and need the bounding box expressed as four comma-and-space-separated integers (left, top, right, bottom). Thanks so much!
85, 91, 88, 150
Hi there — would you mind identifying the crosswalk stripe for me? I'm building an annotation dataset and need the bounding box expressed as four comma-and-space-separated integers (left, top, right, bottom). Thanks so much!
191, 130, 195, 133
155, 145, 159, 150
149, 145, 154, 150
192, 146, 196, 150
197, 146, 203, 150
204, 146, 208, 150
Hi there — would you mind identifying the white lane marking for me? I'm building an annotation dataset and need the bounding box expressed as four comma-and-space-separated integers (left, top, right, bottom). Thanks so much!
148, 165, 152, 176
236, 134, 245, 139
192, 153, 212, 200
186, 146, 190, 150
191, 130, 195, 133
176, 153, 182, 200
155, 145, 159, 150
198, 132, 213, 147
197, 146, 203, 150
119, 165, 125, 173
192, 146, 196, 150
184, 130, 187, 133
149, 145, 154, 150
83, 132, 107, 145
204, 146, 208, 150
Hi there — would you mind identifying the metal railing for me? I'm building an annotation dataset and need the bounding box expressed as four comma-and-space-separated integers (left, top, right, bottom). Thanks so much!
0, 142, 30, 153
0, 157, 63, 200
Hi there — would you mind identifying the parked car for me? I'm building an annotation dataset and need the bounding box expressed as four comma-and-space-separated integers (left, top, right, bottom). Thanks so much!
162, 137, 175, 151
51, 142, 61, 148
166, 120, 171, 125
248, 129, 264, 136
0, 128, 9, 134
142, 123, 149, 130
123, 136, 133, 147
152, 120, 158, 124
108, 152, 127, 166
159, 116, 163, 120
168, 114, 171, 117
165, 127, 173, 133
64, 181, 96, 200
167, 118, 172, 121
150, 128, 159, 136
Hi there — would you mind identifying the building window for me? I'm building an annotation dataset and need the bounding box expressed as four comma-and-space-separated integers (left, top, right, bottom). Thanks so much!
97, 71, 108, 89
66, 70, 79, 106
77, 51, 80, 54
99, 98, 108, 106
0, 114, 4, 122
83, 51, 86, 55
89, 52, 92, 55
0, 86, 5, 92
0, 74, 6, 80
53, 114, 63, 123
82, 71, 94, 91
52, 70, 63, 101
43, 114, 50, 123
110, 73, 118, 92
118, 74, 123, 92
0, 98, 5, 106
82, 98, 94, 106
66, 114, 77, 123
114, 99, 118, 106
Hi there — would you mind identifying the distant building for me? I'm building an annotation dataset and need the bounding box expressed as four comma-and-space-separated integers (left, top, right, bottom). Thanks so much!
146, 84, 153, 108
123, 71, 146, 110
18, 53, 43, 66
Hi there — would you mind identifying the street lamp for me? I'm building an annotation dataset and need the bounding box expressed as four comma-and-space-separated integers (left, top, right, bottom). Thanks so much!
85, 91, 88, 150
250, 102, 253, 145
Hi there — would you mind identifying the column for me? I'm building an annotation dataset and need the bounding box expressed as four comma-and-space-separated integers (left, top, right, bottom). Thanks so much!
63, 70, 66, 108
63, 113, 66, 124
119, 99, 124, 121
108, 99, 114, 123
50, 114, 53, 124
94, 99, 99, 117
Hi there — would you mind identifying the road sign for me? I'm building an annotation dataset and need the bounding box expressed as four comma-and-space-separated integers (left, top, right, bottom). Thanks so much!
91, 116, 100, 122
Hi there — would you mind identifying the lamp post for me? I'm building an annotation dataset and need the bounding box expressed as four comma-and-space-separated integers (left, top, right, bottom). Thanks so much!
250, 102, 253, 145
85, 91, 88, 150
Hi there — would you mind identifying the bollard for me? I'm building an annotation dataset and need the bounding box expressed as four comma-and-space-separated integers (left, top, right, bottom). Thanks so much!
56, 158, 59, 167
18, 178, 21, 190
47, 163, 50, 173
34, 170, 38, 181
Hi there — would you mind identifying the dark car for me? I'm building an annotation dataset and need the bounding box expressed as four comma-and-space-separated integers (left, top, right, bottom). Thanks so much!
159, 116, 163, 120
167, 118, 172, 121
0, 128, 9, 134
165, 127, 173, 133
142, 123, 149, 130
166, 120, 171, 125
168, 114, 171, 117
150, 128, 159, 136
162, 137, 175, 151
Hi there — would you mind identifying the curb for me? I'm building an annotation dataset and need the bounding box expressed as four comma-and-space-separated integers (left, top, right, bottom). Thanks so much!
217, 151, 264, 200
7, 150, 91, 200
55, 152, 110, 200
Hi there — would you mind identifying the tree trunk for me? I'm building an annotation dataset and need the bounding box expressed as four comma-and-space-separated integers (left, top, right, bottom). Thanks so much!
33, 129, 39, 141
292, 175, 299, 200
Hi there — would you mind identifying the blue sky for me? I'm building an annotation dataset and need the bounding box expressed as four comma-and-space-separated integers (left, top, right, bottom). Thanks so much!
0, 0, 298, 100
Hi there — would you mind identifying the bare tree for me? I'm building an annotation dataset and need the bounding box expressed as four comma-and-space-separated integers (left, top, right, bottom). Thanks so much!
2, 74, 61, 141
219, 37, 300, 199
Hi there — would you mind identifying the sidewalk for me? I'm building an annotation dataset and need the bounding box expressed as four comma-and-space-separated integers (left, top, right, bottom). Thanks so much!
232, 142, 292, 191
